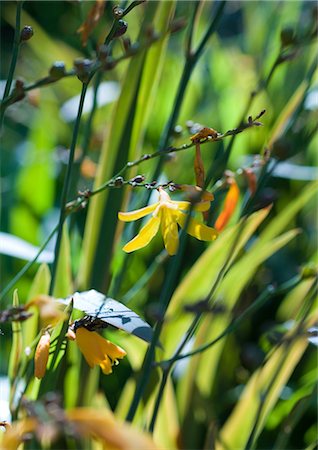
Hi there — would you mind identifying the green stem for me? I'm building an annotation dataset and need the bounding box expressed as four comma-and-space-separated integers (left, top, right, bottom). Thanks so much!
126, 216, 192, 422
158, 275, 302, 365
0, 225, 58, 301
0, 1, 23, 129
49, 82, 88, 295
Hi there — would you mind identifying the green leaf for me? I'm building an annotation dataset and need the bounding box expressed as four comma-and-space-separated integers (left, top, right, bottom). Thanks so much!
161, 207, 271, 356
9, 290, 22, 384
23, 263, 51, 348
78, 1, 176, 290
215, 311, 317, 450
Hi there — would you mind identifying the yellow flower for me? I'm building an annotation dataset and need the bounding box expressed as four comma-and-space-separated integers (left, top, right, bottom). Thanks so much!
34, 331, 51, 379
75, 327, 126, 375
118, 187, 218, 255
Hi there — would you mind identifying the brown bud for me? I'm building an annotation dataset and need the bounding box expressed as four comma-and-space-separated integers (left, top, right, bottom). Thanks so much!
113, 20, 128, 38
114, 176, 124, 186
113, 5, 124, 19
74, 58, 93, 83
131, 175, 145, 184
20, 25, 34, 42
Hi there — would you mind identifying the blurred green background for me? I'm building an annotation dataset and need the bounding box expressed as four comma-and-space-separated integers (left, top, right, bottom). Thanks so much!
1, 1, 317, 448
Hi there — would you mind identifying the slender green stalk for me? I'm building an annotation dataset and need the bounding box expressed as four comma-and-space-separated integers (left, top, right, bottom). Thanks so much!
126, 214, 192, 422
245, 286, 317, 450
158, 275, 302, 365
0, 1, 23, 130
49, 83, 88, 295
0, 225, 58, 301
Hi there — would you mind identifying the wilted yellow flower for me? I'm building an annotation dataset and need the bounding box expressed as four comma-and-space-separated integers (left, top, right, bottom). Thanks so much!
118, 187, 218, 255
75, 327, 126, 374
1, 409, 157, 450
26, 295, 66, 327
34, 332, 50, 379
67, 408, 158, 450
1, 418, 37, 450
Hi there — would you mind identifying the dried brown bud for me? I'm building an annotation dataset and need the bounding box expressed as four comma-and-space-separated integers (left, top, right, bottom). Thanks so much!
20, 25, 34, 42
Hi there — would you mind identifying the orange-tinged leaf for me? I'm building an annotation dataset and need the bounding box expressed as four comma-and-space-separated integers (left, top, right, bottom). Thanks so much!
77, 0, 105, 47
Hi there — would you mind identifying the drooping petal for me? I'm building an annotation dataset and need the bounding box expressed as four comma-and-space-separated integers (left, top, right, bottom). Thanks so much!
193, 200, 211, 212
118, 203, 158, 222
160, 209, 179, 255
123, 216, 160, 253
177, 211, 218, 241
172, 200, 191, 211
75, 328, 126, 375
214, 181, 240, 231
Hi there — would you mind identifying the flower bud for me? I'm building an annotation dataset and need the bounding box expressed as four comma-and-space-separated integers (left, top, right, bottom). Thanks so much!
173, 125, 183, 137
20, 25, 34, 42
131, 175, 145, 184
97, 45, 109, 61
34, 332, 50, 379
113, 5, 124, 19
114, 176, 124, 187
74, 58, 93, 83
280, 26, 295, 47
122, 37, 131, 52
113, 20, 128, 38
49, 61, 66, 80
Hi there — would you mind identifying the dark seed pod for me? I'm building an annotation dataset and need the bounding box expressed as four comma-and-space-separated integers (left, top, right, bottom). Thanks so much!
20, 25, 34, 42
113, 20, 128, 38
131, 175, 145, 184
114, 176, 124, 187
74, 58, 93, 83
49, 61, 66, 80
113, 5, 124, 19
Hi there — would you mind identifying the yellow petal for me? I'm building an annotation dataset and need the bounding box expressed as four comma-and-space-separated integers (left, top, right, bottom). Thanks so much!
123, 216, 160, 253
75, 328, 126, 374
118, 203, 158, 222
177, 211, 218, 241
172, 200, 191, 210
160, 208, 179, 256
193, 200, 211, 212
